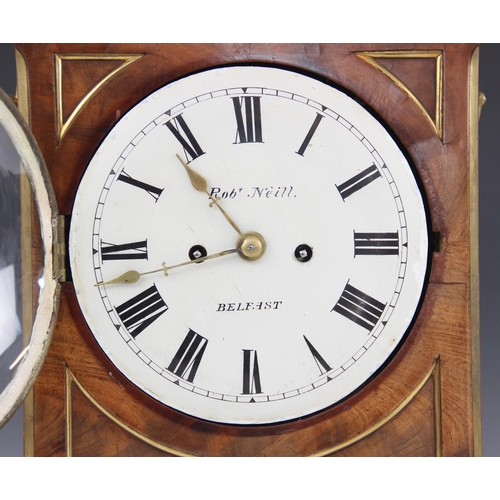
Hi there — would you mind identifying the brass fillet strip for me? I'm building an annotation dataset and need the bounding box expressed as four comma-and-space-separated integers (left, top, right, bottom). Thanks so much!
469, 46, 482, 456
310, 359, 441, 457
15, 47, 35, 458
356, 50, 443, 139
65, 367, 192, 457
55, 53, 143, 142
65, 364, 73, 457
433, 357, 442, 456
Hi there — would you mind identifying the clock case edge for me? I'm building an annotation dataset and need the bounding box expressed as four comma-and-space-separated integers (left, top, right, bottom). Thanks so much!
16, 43, 481, 457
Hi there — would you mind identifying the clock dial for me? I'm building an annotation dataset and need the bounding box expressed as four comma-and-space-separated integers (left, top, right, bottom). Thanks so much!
69, 66, 429, 424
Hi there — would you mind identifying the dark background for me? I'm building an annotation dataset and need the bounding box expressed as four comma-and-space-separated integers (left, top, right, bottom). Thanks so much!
0, 43, 498, 456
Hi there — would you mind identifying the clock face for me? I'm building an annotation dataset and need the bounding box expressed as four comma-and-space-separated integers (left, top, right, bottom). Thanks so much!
69, 66, 429, 425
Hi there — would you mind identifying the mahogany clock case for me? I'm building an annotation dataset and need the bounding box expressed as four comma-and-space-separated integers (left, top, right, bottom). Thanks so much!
0, 43, 482, 456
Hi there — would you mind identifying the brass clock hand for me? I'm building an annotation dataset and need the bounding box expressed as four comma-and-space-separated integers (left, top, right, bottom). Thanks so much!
176, 154, 243, 236
96, 248, 239, 286
96, 231, 267, 287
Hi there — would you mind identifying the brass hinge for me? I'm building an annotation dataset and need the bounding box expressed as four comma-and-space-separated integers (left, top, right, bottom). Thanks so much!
53, 214, 68, 283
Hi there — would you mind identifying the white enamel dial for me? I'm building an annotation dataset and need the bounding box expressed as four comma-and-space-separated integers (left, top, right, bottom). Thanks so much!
69, 66, 429, 424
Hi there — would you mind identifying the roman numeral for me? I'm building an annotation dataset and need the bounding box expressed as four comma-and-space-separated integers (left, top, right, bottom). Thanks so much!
167, 329, 208, 383
232, 95, 263, 143
296, 113, 324, 156
117, 171, 163, 202
165, 114, 205, 162
336, 164, 382, 200
242, 349, 262, 395
332, 283, 385, 332
115, 284, 168, 338
354, 232, 399, 256
304, 336, 332, 375
101, 240, 148, 261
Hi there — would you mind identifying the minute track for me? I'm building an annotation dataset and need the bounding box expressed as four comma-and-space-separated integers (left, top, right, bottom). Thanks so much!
71, 66, 428, 424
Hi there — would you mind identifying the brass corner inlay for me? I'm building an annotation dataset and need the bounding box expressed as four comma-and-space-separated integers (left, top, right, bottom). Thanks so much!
356, 50, 443, 139
55, 53, 143, 143
64, 367, 191, 456
311, 358, 442, 456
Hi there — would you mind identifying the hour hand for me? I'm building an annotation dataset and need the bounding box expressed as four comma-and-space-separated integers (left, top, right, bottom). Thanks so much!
176, 154, 243, 236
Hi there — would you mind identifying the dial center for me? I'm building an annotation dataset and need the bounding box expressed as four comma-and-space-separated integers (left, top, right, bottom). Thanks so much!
237, 231, 267, 261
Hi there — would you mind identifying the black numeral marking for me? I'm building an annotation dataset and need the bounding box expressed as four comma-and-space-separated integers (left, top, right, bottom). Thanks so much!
167, 329, 208, 383
101, 240, 148, 261
354, 232, 399, 256
296, 113, 324, 156
304, 336, 332, 375
336, 164, 382, 200
115, 284, 168, 338
117, 171, 163, 202
165, 114, 205, 162
242, 349, 262, 395
332, 283, 385, 332
232, 95, 263, 144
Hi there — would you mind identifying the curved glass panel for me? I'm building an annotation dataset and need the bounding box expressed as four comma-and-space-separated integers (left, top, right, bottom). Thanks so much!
0, 119, 24, 393
0, 87, 59, 429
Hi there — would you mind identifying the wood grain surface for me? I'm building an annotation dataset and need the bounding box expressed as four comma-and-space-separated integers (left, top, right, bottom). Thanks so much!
17, 43, 480, 456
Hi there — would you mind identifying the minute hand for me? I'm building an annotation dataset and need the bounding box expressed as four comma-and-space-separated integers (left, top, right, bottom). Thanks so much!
95, 248, 238, 286
176, 154, 243, 236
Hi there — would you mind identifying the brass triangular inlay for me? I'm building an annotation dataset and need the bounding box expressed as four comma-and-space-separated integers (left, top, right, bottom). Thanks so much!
65, 367, 191, 456
55, 53, 143, 143
310, 358, 442, 456
356, 50, 443, 138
